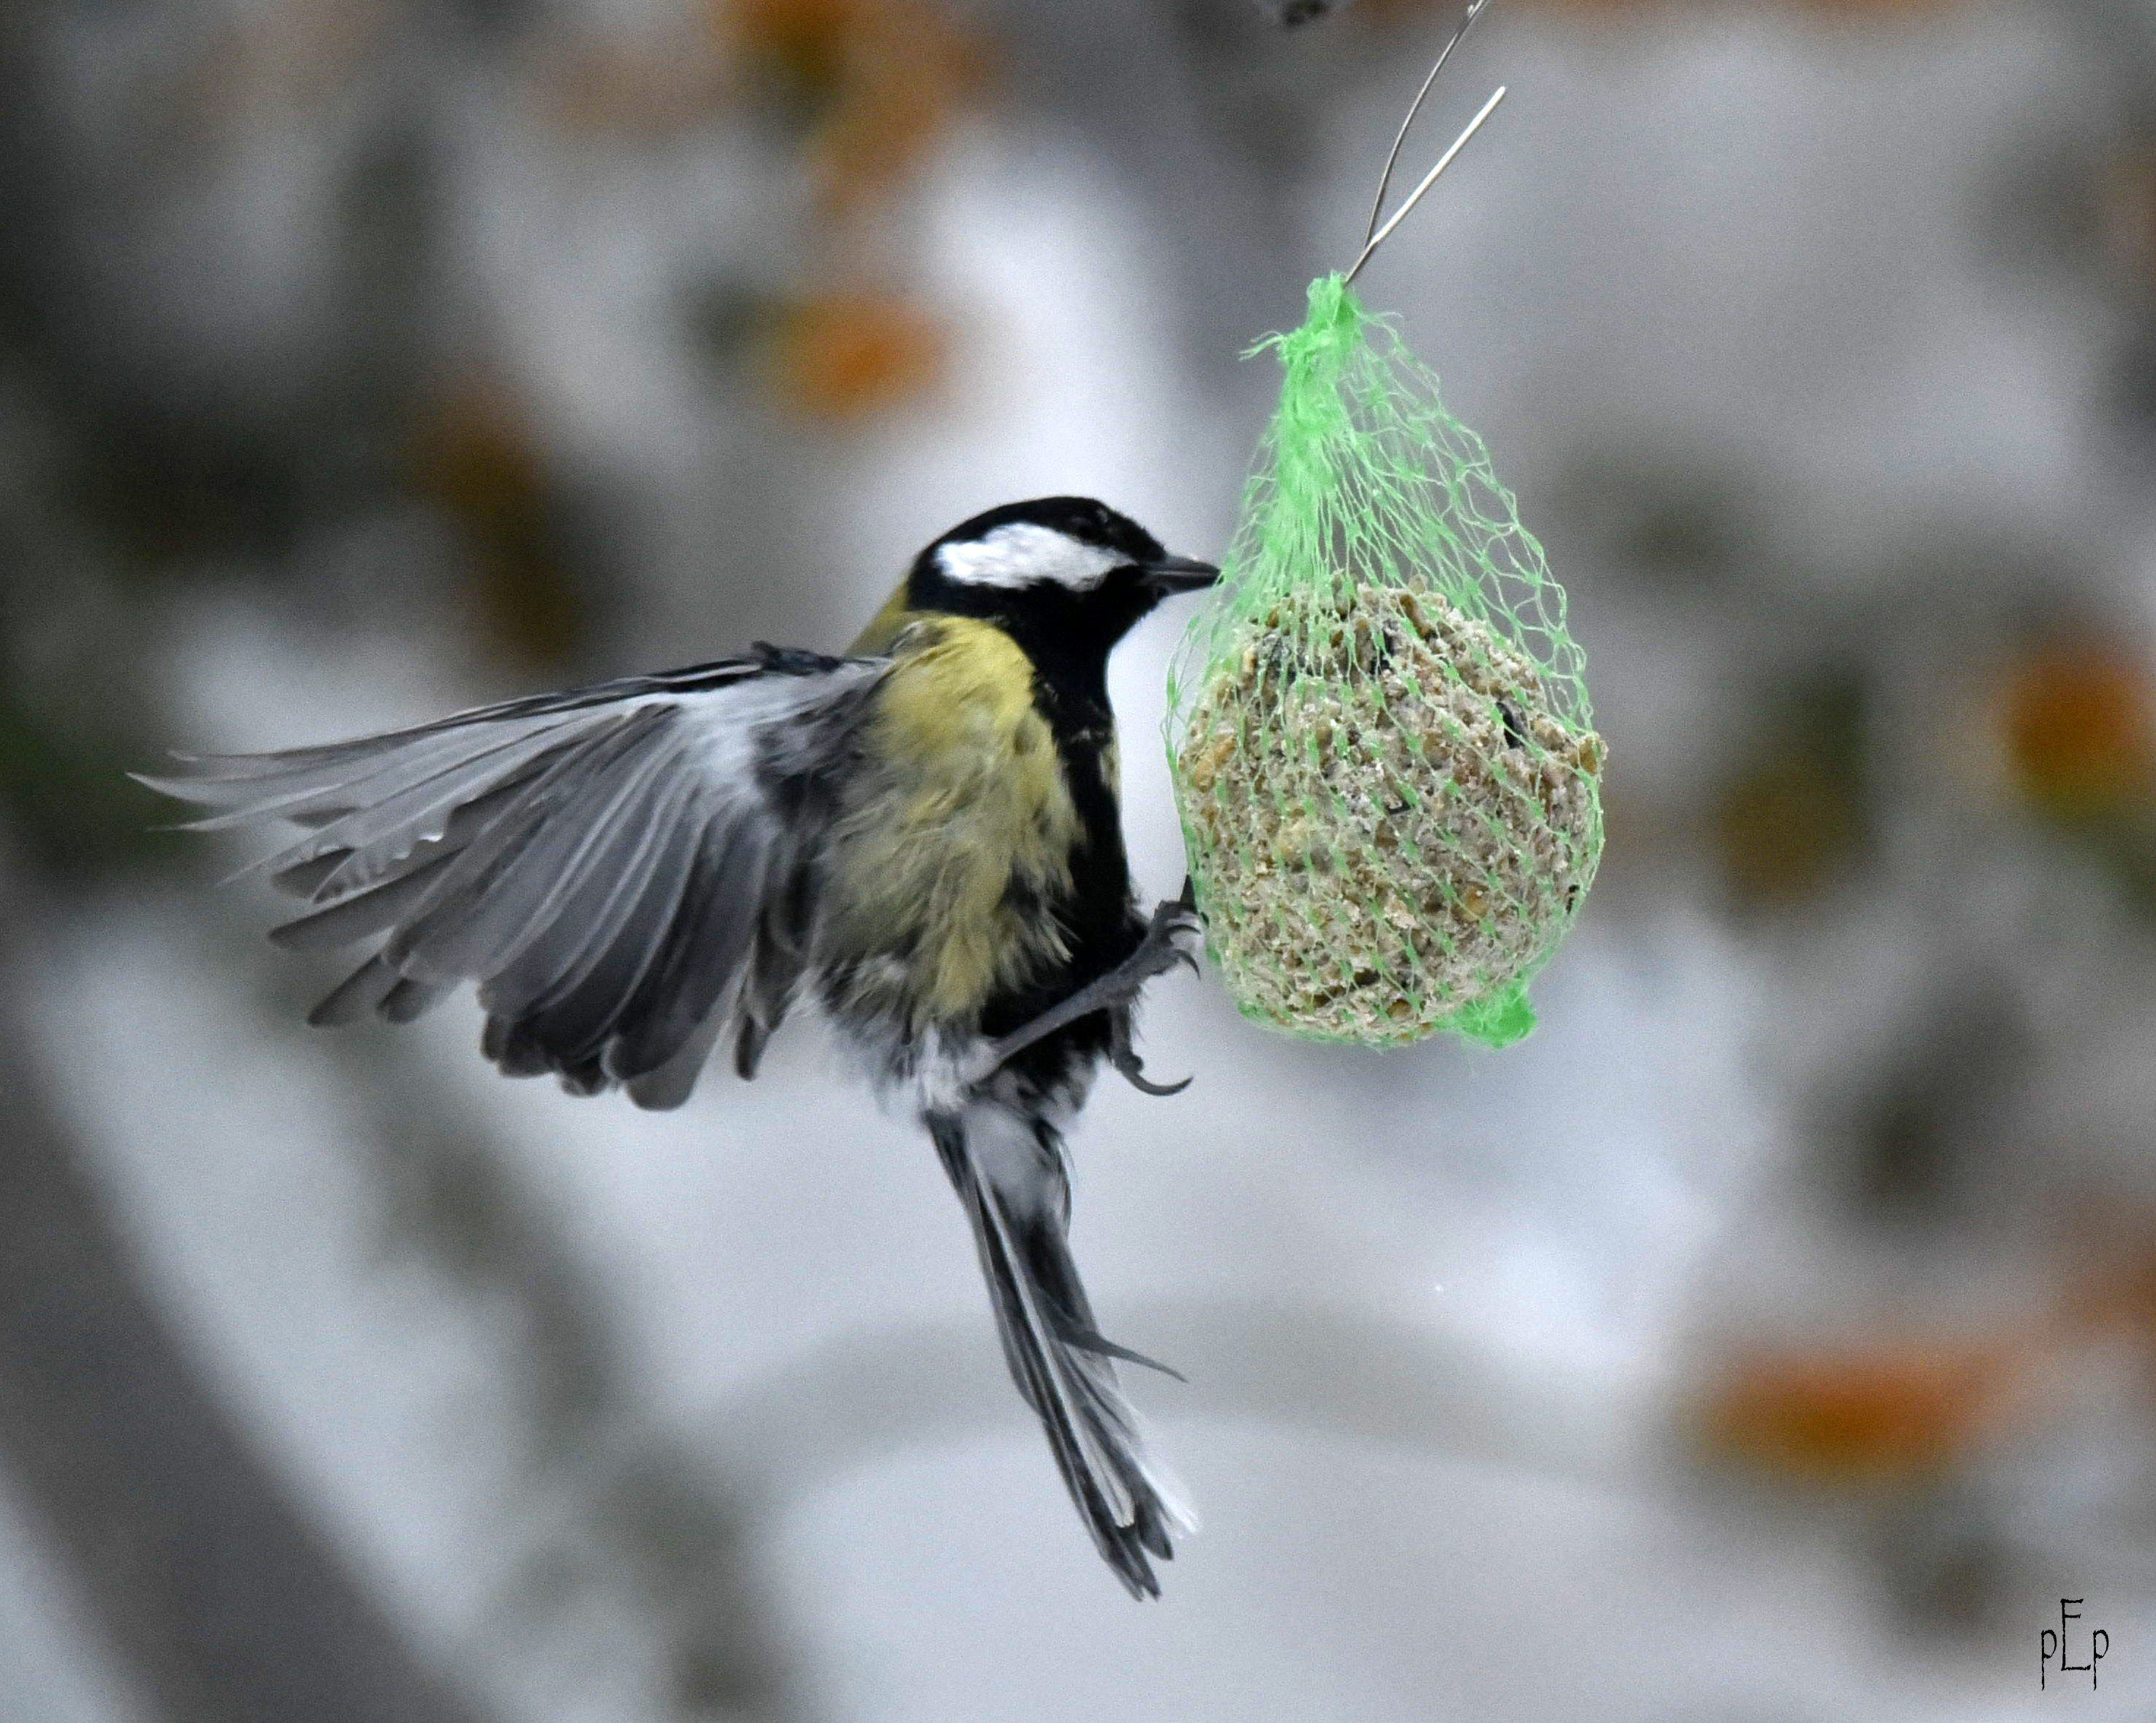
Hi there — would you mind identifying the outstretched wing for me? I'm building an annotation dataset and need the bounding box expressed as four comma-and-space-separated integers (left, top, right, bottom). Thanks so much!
142, 649, 886, 1109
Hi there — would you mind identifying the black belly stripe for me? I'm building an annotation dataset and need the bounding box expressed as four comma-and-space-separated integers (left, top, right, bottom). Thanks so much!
976, 673, 1144, 1055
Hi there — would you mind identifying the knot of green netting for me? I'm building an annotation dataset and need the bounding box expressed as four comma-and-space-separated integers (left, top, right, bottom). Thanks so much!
1166, 275, 1606, 1050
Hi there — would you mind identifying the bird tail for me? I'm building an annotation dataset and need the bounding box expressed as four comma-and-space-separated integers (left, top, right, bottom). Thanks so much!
928, 1103, 1194, 1598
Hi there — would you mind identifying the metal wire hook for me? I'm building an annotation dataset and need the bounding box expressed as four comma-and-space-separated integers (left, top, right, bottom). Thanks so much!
1342, 0, 1505, 288
1343, 85, 1505, 288
1361, 0, 1494, 248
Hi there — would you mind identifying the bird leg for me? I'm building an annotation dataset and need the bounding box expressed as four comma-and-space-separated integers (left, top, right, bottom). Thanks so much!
966, 882, 1202, 1096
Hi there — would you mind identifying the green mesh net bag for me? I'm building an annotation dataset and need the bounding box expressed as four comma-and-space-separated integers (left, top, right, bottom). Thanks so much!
1165, 273, 1605, 1050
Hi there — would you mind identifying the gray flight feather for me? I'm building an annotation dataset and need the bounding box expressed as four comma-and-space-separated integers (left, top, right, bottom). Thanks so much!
144, 654, 887, 1105
308, 954, 402, 1027
269, 851, 462, 951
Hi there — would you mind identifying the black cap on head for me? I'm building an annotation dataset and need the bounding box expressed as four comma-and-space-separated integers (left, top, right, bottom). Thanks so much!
904, 496, 1216, 672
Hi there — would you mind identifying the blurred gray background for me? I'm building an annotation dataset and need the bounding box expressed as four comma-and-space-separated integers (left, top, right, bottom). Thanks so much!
5, 0, 2156, 1719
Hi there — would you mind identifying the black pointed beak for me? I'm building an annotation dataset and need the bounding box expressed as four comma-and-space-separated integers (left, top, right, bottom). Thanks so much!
1139, 554, 1219, 594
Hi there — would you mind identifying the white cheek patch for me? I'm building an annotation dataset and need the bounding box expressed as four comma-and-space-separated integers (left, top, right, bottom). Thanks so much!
936, 523, 1123, 593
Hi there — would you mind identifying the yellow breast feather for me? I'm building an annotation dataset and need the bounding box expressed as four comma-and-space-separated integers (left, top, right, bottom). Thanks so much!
826, 615, 1082, 1025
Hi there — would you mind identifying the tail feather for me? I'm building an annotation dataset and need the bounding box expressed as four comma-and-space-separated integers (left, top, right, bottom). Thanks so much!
929, 1106, 1194, 1597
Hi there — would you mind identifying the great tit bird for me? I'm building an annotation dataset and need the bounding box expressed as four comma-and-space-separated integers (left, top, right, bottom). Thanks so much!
143, 496, 1218, 1597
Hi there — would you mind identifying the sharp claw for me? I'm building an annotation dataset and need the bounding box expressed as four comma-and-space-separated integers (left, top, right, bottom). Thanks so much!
1130, 1066, 1194, 1097
1135, 901, 1203, 988
1110, 1011, 1192, 1098
1113, 1043, 1192, 1097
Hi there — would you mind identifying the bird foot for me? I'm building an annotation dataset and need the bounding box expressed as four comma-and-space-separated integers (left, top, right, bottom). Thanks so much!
965, 882, 1202, 1095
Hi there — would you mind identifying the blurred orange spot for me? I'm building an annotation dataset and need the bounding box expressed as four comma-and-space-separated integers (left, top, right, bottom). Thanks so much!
813, 50, 981, 211
768, 293, 946, 421
1713, 759, 1860, 907
719, 0, 987, 211
1696, 1340, 2012, 1487
2000, 641, 2156, 819
411, 374, 588, 667
725, 0, 860, 94
415, 376, 544, 536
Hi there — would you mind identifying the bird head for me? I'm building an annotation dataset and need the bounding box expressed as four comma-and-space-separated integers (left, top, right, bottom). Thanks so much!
904, 497, 1217, 663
